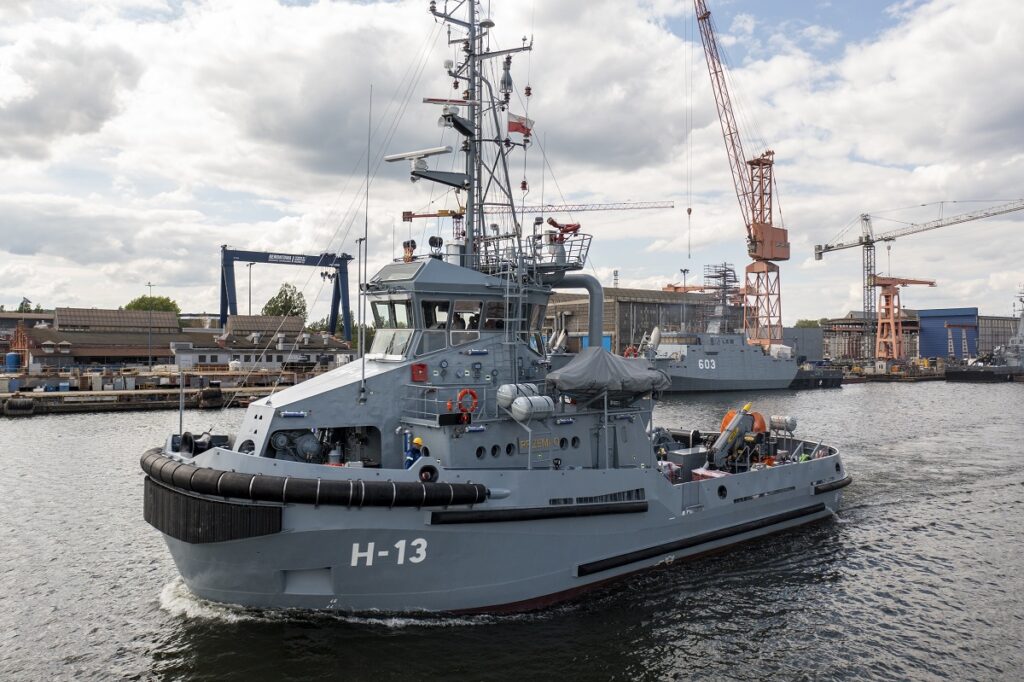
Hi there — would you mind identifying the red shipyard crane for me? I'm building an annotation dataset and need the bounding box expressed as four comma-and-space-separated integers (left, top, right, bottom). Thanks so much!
694, 0, 790, 348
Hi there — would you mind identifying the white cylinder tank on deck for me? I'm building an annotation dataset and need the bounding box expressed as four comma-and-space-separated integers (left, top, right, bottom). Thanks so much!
496, 383, 540, 409
770, 415, 797, 432
510, 395, 555, 423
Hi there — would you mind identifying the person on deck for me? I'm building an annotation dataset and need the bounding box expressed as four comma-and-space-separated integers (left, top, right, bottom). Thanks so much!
404, 436, 424, 469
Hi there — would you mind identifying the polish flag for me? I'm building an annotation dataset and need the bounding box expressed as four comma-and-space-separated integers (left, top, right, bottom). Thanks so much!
508, 113, 534, 136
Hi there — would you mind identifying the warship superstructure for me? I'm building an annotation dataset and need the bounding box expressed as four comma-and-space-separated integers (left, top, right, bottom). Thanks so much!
649, 331, 799, 391
946, 288, 1024, 382
1004, 291, 1024, 369
637, 265, 802, 392
140, 1, 850, 613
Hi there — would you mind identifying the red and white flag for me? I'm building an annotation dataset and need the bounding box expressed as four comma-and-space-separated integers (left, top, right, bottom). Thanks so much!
507, 113, 534, 136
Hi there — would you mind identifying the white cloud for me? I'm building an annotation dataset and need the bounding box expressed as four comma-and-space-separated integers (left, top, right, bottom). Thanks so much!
0, 0, 1022, 324
730, 13, 756, 36
0, 37, 142, 158
800, 24, 840, 49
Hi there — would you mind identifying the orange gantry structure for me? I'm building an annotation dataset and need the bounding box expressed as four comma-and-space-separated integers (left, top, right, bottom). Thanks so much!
871, 275, 936, 360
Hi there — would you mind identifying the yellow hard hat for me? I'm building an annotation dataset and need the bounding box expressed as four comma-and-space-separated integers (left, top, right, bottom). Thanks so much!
412, 437, 423, 446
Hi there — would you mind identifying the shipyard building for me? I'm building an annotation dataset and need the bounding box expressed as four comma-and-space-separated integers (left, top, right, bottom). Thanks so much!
7, 308, 351, 373
822, 308, 1017, 361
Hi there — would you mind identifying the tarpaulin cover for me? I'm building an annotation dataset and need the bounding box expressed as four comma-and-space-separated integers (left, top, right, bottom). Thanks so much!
546, 347, 670, 397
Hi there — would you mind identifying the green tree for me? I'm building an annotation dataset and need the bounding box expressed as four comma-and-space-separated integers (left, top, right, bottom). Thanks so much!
305, 317, 328, 332
306, 311, 372, 349
125, 295, 181, 313
794, 319, 820, 328
262, 283, 308, 320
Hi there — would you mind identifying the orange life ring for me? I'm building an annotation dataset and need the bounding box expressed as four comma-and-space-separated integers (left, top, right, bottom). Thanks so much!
720, 409, 767, 433
623, 345, 638, 358
456, 388, 478, 413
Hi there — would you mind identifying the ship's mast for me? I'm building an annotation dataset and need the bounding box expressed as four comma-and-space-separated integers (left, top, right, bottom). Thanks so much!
394, 3, 591, 291
465, 0, 478, 264
427, 1, 528, 269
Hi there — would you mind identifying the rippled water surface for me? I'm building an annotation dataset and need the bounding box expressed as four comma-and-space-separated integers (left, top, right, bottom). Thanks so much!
2, 383, 1023, 680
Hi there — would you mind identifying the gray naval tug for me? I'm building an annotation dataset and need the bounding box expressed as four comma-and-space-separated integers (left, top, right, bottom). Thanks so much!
141, 1, 851, 613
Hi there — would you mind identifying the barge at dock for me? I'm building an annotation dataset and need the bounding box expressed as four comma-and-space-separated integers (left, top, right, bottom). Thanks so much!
0, 385, 272, 417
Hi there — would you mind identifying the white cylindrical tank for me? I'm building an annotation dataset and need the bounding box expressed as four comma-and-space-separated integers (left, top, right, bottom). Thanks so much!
770, 415, 797, 432
496, 383, 539, 409
510, 395, 555, 423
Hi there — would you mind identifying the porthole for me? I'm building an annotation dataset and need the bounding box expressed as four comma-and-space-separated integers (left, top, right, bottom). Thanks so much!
476, 446, 486, 459
718, 485, 727, 499
239, 440, 255, 453
559, 437, 568, 450
506, 443, 516, 456
571, 436, 581, 449
835, 462, 841, 473
491, 444, 501, 458
421, 446, 431, 459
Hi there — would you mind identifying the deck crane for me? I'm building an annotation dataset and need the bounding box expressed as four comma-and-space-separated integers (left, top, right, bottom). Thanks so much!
694, 0, 790, 348
871, 275, 935, 361
814, 198, 1024, 356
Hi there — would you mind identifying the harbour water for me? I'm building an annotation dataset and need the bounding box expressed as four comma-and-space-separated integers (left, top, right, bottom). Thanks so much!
2, 382, 1023, 680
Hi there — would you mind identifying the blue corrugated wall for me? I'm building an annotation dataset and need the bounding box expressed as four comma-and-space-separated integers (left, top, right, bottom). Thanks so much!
918, 308, 979, 358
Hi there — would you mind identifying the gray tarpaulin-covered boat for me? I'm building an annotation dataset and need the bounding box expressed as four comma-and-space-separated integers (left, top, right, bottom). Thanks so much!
547, 347, 671, 397
140, 2, 850, 613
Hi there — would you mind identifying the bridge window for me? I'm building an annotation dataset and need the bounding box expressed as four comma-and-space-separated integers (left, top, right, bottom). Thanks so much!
421, 301, 450, 330
369, 299, 415, 359
529, 304, 546, 331
416, 300, 451, 356
370, 330, 414, 357
528, 332, 544, 356
451, 300, 481, 345
416, 331, 447, 355
372, 299, 412, 329
482, 301, 506, 330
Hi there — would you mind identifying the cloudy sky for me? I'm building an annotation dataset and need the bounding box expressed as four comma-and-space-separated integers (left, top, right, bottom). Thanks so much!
1, 0, 1022, 324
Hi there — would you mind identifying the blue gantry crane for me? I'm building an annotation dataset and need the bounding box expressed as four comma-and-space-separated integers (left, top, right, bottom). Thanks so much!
219, 245, 353, 341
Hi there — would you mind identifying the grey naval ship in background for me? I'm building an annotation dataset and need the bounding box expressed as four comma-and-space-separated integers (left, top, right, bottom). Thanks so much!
626, 263, 841, 392
140, 1, 851, 613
